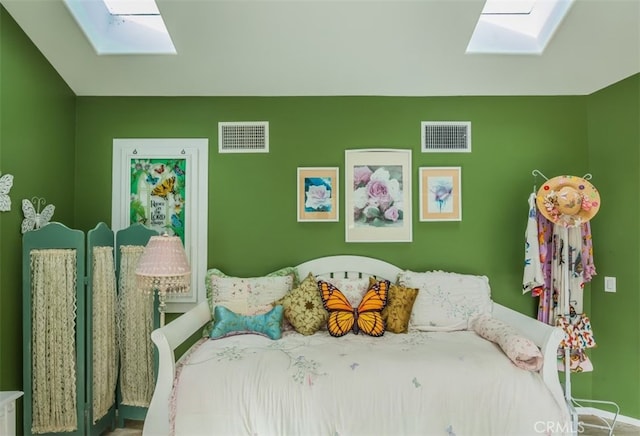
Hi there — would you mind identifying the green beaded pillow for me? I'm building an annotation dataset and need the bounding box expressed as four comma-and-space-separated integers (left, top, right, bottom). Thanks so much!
275, 272, 328, 336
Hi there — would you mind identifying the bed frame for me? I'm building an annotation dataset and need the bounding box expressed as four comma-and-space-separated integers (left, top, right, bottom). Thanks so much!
143, 255, 567, 435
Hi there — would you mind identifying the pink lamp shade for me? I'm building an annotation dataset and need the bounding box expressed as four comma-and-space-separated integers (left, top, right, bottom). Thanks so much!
135, 234, 191, 295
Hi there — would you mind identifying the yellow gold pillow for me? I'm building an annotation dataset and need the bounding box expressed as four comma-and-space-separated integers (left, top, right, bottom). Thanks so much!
370, 277, 418, 334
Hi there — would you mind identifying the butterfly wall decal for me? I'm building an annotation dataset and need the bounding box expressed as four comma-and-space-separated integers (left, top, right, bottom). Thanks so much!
21, 197, 55, 234
0, 172, 14, 212
319, 279, 389, 337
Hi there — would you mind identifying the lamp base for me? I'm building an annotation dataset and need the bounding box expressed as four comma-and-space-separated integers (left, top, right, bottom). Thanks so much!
158, 292, 167, 327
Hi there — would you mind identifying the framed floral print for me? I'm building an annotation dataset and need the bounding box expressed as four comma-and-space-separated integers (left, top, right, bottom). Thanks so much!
419, 166, 462, 221
111, 138, 208, 311
345, 149, 412, 242
297, 167, 339, 222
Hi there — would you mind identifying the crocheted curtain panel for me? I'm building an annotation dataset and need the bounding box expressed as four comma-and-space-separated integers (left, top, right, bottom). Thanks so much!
92, 246, 118, 422
30, 249, 78, 434
117, 245, 155, 407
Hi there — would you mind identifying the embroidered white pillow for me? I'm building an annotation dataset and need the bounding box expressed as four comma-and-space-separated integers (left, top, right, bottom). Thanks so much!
398, 270, 492, 331
210, 275, 293, 312
324, 277, 370, 306
202, 268, 295, 336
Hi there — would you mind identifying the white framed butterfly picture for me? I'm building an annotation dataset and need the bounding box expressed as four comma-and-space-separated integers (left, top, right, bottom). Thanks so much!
0, 172, 14, 212
21, 197, 55, 233
111, 138, 208, 310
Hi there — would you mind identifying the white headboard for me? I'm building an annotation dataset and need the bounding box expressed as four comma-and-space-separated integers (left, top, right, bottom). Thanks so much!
296, 255, 402, 281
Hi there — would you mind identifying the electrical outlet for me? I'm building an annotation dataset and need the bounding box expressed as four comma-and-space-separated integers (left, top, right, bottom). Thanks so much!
604, 276, 616, 293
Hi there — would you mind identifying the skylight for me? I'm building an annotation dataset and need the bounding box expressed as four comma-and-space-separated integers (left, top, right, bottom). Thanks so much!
63, 0, 176, 55
466, 0, 574, 54
102, 0, 160, 16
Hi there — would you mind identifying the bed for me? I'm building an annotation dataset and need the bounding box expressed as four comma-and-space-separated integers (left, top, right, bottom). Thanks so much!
143, 255, 571, 436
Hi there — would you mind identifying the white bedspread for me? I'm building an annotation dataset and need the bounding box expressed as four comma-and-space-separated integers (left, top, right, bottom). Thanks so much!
171, 330, 569, 436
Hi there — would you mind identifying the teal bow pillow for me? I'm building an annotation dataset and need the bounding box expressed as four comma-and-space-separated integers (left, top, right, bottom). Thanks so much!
210, 305, 283, 340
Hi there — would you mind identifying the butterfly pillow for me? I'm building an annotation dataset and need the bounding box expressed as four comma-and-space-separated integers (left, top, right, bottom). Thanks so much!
318, 278, 389, 337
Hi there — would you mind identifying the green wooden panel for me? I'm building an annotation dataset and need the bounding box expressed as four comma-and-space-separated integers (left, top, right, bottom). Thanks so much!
114, 224, 158, 278
22, 222, 85, 436
86, 223, 117, 435
113, 224, 159, 427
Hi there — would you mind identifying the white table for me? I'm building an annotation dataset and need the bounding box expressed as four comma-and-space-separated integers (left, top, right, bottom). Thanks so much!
0, 392, 23, 436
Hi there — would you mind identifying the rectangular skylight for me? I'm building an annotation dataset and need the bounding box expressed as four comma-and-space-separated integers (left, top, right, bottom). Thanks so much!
466, 0, 574, 54
63, 0, 176, 55
482, 0, 534, 15
103, 0, 160, 16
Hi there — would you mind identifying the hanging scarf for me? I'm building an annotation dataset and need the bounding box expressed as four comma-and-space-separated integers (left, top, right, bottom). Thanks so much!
581, 222, 597, 282
536, 211, 554, 324
556, 313, 596, 373
523, 192, 545, 294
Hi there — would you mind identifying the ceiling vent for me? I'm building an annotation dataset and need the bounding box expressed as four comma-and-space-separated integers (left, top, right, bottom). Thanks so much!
218, 122, 269, 153
421, 121, 471, 153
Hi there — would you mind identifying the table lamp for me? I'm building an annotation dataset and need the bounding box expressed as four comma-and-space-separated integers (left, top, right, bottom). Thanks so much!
135, 234, 190, 326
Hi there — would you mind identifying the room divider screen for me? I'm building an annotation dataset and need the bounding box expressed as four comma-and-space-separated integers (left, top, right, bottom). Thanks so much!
22, 222, 158, 435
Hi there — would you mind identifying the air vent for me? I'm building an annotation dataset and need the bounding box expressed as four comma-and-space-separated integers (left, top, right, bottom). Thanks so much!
218, 122, 269, 153
421, 121, 471, 153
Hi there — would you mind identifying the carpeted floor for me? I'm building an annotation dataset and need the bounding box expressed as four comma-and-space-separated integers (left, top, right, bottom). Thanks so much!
580, 414, 640, 436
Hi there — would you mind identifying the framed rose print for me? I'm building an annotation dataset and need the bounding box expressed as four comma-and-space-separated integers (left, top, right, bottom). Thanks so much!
345, 149, 412, 242
297, 167, 339, 222
419, 166, 462, 221
111, 138, 208, 311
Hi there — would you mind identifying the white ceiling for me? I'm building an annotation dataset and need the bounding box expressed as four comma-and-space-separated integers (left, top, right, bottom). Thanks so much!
2, 0, 639, 97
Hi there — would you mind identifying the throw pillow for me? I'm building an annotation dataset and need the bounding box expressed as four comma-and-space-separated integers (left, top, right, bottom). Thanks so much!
323, 277, 370, 306
275, 272, 328, 336
398, 270, 493, 331
210, 305, 284, 340
369, 277, 418, 334
203, 267, 296, 336
470, 314, 543, 371
318, 278, 388, 337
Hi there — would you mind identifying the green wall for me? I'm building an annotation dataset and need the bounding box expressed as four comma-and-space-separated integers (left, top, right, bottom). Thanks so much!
2, 3, 639, 424
587, 74, 640, 417
75, 95, 588, 313
74, 95, 591, 402
0, 7, 76, 433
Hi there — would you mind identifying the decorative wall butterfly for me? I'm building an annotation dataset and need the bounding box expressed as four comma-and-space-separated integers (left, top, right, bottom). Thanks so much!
0, 173, 14, 212
319, 279, 389, 337
152, 177, 175, 198
21, 197, 55, 234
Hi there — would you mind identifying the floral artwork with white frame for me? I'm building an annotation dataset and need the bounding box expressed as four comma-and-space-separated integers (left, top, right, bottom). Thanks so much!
297, 167, 339, 222
112, 138, 208, 311
419, 166, 462, 222
345, 149, 412, 242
